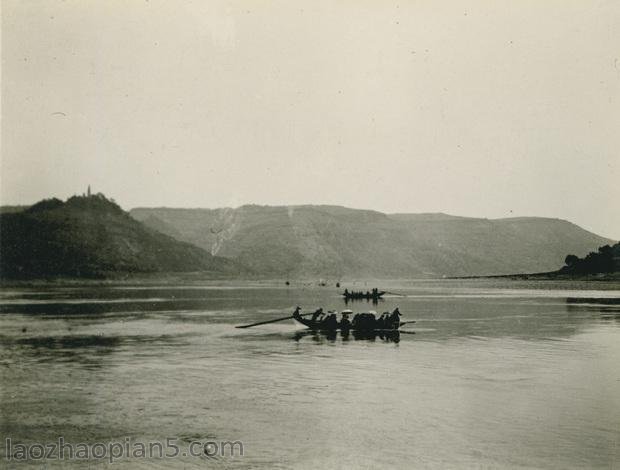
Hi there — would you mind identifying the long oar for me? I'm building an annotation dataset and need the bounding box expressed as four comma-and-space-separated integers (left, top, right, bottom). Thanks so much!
399, 320, 416, 326
385, 291, 407, 297
236, 311, 315, 329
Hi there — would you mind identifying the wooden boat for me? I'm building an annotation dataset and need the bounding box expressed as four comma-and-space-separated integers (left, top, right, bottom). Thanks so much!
292, 312, 402, 332
236, 307, 413, 334
342, 290, 386, 300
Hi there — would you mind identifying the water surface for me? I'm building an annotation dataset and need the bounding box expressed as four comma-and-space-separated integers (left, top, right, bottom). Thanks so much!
1, 280, 619, 468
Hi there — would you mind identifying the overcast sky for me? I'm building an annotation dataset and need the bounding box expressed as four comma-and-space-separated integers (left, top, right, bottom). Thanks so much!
1, 0, 618, 238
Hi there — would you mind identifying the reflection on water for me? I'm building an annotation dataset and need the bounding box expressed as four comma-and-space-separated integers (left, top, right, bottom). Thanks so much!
0, 279, 619, 469
292, 329, 406, 343
566, 297, 620, 320
343, 296, 384, 306
566, 297, 620, 305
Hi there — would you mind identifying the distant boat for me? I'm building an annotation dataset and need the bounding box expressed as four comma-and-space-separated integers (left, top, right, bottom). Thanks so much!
342, 290, 385, 300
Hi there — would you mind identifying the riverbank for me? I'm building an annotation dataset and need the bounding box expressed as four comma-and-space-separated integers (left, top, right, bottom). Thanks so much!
452, 272, 620, 281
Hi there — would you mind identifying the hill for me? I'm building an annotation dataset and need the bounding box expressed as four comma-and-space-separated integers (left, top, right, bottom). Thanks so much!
0, 205, 28, 214
0, 194, 241, 279
130, 205, 615, 278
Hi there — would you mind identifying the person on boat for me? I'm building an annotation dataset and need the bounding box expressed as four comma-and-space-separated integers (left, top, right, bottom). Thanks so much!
377, 312, 388, 329
344, 288, 349, 296
322, 313, 338, 329
387, 307, 402, 329
292, 306, 302, 320
354, 312, 374, 330
340, 312, 351, 330
311, 308, 323, 322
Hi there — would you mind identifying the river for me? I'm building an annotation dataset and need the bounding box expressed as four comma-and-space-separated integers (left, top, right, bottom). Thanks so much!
1, 279, 619, 469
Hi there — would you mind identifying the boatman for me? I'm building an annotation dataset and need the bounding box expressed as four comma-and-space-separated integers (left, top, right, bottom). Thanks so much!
311, 308, 324, 322
293, 306, 302, 320
388, 307, 402, 329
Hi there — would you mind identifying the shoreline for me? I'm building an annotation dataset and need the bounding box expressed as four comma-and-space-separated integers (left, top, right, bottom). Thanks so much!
450, 272, 620, 281
2, 272, 620, 288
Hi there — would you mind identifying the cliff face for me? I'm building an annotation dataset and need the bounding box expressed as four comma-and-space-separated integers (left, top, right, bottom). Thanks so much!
130, 205, 615, 278
0, 195, 241, 279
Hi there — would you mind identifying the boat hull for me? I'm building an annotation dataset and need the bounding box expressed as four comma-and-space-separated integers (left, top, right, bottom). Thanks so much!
293, 315, 399, 333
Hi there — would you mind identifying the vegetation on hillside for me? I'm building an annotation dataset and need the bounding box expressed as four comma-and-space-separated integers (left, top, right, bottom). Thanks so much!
0, 193, 241, 279
560, 243, 620, 275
